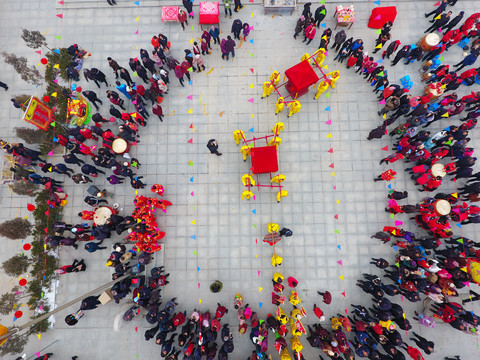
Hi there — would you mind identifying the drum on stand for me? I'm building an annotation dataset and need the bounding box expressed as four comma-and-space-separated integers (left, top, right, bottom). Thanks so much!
94, 206, 114, 226
431, 163, 446, 178
112, 138, 130, 155
418, 33, 440, 51
434, 199, 451, 216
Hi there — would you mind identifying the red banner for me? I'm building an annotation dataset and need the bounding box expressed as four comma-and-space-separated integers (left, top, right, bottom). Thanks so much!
22, 96, 52, 131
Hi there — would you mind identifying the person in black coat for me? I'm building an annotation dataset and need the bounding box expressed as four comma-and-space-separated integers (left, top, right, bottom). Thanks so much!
136, 64, 149, 84
82, 90, 103, 110
231, 19, 243, 40
331, 30, 346, 51
109, 104, 122, 120
425, 11, 452, 33
183, 0, 194, 18
90, 68, 109, 88
425, 0, 448, 19
443, 11, 464, 33
80, 295, 101, 310
313, 5, 326, 27
119, 67, 133, 87
391, 45, 411, 66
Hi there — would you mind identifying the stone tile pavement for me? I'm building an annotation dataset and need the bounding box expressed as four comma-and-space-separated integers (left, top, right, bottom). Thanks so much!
0, 0, 480, 359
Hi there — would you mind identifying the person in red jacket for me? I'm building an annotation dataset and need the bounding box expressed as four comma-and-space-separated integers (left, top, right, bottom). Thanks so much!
374, 169, 397, 182
402, 345, 424, 360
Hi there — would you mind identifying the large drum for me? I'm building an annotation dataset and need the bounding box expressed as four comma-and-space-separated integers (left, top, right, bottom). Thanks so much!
424, 82, 444, 100
431, 163, 446, 178
112, 138, 129, 155
418, 33, 440, 51
434, 199, 451, 216
94, 206, 114, 226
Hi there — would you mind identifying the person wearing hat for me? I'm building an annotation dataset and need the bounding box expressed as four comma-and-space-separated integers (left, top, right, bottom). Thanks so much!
294, 15, 306, 40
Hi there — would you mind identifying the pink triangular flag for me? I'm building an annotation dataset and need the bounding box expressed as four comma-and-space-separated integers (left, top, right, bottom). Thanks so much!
247, 98, 254, 103
341, 291, 346, 297
132, 100, 137, 105
258, 270, 261, 276
58, 0, 64, 4
327, 148, 333, 153
374, 14, 381, 20
189, 11, 194, 16
381, 146, 389, 151
35, 50, 42, 54
337, 260, 343, 265
191, 191, 194, 196
187, 95, 193, 100
189, 123, 194, 128
333, 185, 336, 190
53, 79, 58, 83
35, 353, 40, 357
47, 151, 53, 156
250, 68, 254, 74
463, 281, 470, 287
329, 163, 334, 168
187, 138, 193, 143
379, 99, 385, 105
44, 210, 49, 216
135, 30, 139, 35
434, 1, 440, 5
334, 214, 338, 219
56, 13, 63, 18
325, 119, 332, 125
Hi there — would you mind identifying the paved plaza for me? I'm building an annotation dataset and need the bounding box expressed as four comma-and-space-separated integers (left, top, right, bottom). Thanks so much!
1, 0, 480, 358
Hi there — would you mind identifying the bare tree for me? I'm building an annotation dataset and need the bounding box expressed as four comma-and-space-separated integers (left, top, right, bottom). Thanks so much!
0, 333, 29, 356
1, 52, 43, 86
9, 180, 41, 196
15, 127, 47, 144
2, 255, 30, 277
0, 218, 32, 240
0, 287, 28, 315
21, 29, 51, 51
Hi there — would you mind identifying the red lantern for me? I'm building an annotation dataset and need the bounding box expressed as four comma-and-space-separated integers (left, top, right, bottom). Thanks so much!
76, 86, 82, 92
40, 58, 48, 65
23, 243, 31, 251
14, 311, 23, 319
19, 279, 27, 286
27, 203, 35, 211
42, 96, 50, 103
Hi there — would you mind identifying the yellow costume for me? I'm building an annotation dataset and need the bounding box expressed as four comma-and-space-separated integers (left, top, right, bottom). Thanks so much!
262, 81, 274, 98
271, 252, 283, 267
290, 336, 303, 353
242, 174, 255, 187
314, 48, 326, 67
300, 53, 311, 64
241, 190, 253, 200
276, 97, 285, 115
276, 307, 289, 324
273, 272, 284, 283
331, 317, 342, 330
326, 70, 340, 89
287, 100, 301, 117
289, 290, 301, 305
271, 174, 286, 184
267, 136, 281, 148
270, 71, 280, 85
290, 318, 303, 336
240, 146, 251, 161
314, 80, 330, 100
280, 348, 292, 360
233, 130, 245, 145
277, 190, 288, 202
272, 122, 284, 134
267, 223, 279, 233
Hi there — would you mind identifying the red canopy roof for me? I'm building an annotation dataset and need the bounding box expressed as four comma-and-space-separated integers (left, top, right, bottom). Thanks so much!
284, 60, 320, 93
250, 146, 278, 174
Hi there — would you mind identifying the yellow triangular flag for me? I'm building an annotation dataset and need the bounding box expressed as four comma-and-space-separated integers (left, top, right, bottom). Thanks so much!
461, 267, 468, 273
251, 12, 254, 17
190, 38, 193, 44
135, 16, 139, 21
258, 287, 263, 293
37, 334, 41, 340
51, 92, 57, 97
326, 133, 332, 138
187, 109, 193, 114
331, 172, 335, 176
131, 113, 137, 118
199, 298, 202, 304
383, 113, 387, 119
135, 190, 138, 195
24, 216, 28, 219
434, 14, 441, 20
53, 64, 59, 69
452, 193, 458, 198
375, 43, 382, 49
249, 84, 254, 88
136, 45, 139, 50
323, 64, 329, 70
251, 114, 254, 118
37, 62, 41, 66
192, 219, 196, 225
441, 112, 449, 117
441, 84, 446, 89
336, 200, 340, 204
48, 167, 52, 172
339, 275, 344, 281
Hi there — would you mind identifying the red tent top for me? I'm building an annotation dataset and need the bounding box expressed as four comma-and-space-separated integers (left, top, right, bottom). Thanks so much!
250, 146, 278, 174
284, 60, 320, 93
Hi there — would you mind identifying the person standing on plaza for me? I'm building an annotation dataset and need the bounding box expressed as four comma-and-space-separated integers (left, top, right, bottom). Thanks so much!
223, 0, 232, 18
225, 36, 236, 60
234, 0, 244, 13
232, 19, 243, 40
425, 0, 448, 20
207, 139, 222, 156
0, 81, 8, 91
183, 0, 194, 18
424, 11, 452, 33
313, 5, 326, 27
303, 23, 316, 45
210, 25, 220, 44
107, 57, 120, 78
294, 15, 306, 40
374, 169, 397, 182
119, 67, 133, 87
178, 9, 188, 31
82, 90, 103, 110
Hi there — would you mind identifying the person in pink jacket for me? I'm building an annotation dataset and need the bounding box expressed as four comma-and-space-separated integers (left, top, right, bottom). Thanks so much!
303, 23, 316, 45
